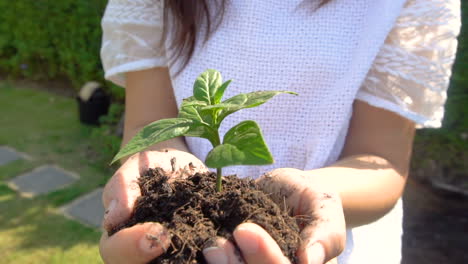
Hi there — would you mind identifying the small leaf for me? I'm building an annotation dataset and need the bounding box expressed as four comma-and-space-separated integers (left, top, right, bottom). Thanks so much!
205, 91, 297, 125
179, 101, 218, 145
180, 96, 207, 108
185, 126, 219, 146
193, 69, 222, 105
180, 97, 213, 125
111, 118, 193, 164
178, 103, 210, 125
213, 80, 232, 104
205, 120, 273, 168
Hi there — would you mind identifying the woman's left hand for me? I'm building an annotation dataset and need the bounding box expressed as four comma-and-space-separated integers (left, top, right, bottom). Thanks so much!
202, 168, 346, 264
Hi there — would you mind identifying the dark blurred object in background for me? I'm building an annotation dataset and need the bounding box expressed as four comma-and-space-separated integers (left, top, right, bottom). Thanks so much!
77, 81, 110, 126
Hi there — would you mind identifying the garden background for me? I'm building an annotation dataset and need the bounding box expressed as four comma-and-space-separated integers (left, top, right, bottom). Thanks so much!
0, 1, 466, 263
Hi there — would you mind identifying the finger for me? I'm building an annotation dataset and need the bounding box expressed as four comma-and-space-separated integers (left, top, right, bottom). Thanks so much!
256, 168, 305, 211
102, 151, 179, 230
166, 151, 209, 178
138, 149, 208, 179
203, 237, 244, 264
102, 150, 208, 231
257, 170, 346, 263
102, 152, 146, 230
99, 222, 170, 264
296, 190, 346, 264
233, 223, 290, 264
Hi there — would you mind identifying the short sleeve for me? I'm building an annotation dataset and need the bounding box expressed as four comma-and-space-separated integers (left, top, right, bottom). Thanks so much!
357, 0, 461, 128
100, 0, 166, 87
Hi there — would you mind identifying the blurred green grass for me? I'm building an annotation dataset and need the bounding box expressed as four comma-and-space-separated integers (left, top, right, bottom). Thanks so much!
0, 84, 117, 203
0, 83, 118, 263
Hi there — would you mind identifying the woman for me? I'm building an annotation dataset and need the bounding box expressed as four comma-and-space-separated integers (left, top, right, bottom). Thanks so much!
98, 0, 461, 263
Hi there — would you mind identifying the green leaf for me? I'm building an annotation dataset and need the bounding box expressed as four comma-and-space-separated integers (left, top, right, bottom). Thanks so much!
180, 96, 208, 108
214, 80, 232, 104
193, 69, 222, 105
179, 98, 218, 145
178, 103, 210, 125
203, 91, 297, 125
111, 118, 193, 164
205, 120, 273, 168
179, 104, 218, 145
179, 96, 214, 124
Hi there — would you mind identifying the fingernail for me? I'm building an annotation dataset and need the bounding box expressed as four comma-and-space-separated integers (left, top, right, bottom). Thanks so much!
203, 247, 228, 264
306, 242, 325, 264
233, 226, 259, 254
104, 200, 116, 220
140, 223, 168, 253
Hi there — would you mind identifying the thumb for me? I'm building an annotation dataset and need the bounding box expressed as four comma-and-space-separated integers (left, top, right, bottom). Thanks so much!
100, 222, 170, 264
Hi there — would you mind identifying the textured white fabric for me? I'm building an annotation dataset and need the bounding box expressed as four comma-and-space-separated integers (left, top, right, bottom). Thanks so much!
357, 0, 461, 128
101, 0, 166, 87
100, 0, 461, 263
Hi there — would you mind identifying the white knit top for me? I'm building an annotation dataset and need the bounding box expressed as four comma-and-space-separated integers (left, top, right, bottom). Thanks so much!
101, 0, 461, 263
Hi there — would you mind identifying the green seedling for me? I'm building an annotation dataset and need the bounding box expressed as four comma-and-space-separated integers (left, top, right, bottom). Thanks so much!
112, 69, 296, 192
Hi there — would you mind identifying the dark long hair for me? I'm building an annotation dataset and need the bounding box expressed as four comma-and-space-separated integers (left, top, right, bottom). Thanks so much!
163, 0, 331, 73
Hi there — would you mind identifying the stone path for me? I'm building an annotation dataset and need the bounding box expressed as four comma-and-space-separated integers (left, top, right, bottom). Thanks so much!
61, 188, 105, 229
0, 146, 28, 166
8, 165, 79, 197
1, 145, 104, 228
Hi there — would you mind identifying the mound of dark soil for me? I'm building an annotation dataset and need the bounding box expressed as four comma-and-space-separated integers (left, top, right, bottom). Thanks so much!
109, 168, 300, 263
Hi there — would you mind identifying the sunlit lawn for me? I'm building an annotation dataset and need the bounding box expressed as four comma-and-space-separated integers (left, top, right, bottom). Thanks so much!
0, 185, 102, 264
0, 83, 118, 263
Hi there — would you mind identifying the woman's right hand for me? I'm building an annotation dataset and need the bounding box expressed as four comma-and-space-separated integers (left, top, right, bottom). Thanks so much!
99, 149, 208, 264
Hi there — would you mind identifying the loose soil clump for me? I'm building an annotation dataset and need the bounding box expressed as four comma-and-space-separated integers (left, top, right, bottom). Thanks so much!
110, 168, 301, 263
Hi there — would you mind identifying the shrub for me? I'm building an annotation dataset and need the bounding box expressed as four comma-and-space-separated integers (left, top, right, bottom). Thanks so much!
0, 0, 123, 99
